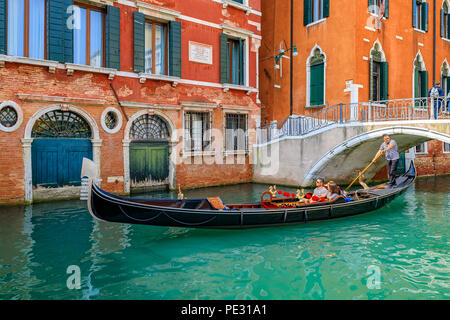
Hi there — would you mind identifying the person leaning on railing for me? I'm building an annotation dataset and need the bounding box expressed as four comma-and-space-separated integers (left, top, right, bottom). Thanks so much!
427, 81, 444, 119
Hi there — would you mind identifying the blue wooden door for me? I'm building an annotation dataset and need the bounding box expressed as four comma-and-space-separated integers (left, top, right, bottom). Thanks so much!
32, 139, 92, 187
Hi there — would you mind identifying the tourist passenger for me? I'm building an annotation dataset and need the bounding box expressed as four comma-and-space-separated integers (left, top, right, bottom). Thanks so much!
305, 178, 330, 203
327, 182, 340, 201
372, 134, 400, 187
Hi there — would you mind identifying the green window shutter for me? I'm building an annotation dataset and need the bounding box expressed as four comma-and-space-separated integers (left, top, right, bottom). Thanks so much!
0, 0, 6, 55
239, 39, 244, 85
323, 0, 330, 18
384, 0, 389, 18
380, 61, 389, 100
448, 12, 450, 39
220, 33, 228, 84
420, 70, 428, 97
369, 58, 373, 100
48, 0, 73, 63
133, 11, 145, 74
441, 9, 445, 38
422, 2, 428, 31
105, 5, 120, 70
412, 0, 417, 28
304, 0, 311, 26
168, 20, 182, 78
446, 76, 450, 94
310, 63, 324, 106
414, 68, 420, 98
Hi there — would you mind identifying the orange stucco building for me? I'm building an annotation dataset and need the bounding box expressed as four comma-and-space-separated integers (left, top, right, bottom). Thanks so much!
260, 0, 450, 124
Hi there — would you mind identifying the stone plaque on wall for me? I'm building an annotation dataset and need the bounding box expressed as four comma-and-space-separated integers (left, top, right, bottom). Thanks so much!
189, 41, 213, 65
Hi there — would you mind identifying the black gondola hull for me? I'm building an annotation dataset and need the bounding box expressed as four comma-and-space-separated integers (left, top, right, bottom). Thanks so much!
87, 163, 416, 229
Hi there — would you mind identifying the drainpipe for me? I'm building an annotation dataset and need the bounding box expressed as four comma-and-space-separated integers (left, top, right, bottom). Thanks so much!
290, 0, 293, 116
433, 0, 436, 85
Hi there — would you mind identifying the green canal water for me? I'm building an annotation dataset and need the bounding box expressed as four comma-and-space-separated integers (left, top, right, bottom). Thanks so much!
0, 177, 449, 300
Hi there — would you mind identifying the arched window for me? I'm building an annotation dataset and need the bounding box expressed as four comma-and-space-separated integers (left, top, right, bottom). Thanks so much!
130, 114, 169, 140
31, 110, 92, 138
307, 47, 325, 107
442, 61, 450, 95
369, 42, 388, 101
413, 53, 428, 100
441, 1, 450, 39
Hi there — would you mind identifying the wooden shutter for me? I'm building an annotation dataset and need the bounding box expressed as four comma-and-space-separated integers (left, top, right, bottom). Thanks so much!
133, 11, 145, 73
48, 0, 73, 63
420, 70, 428, 97
220, 33, 228, 84
304, 0, 311, 25
0, 0, 7, 54
414, 68, 420, 98
239, 39, 244, 85
422, 2, 428, 32
0, 0, 6, 55
380, 61, 389, 100
310, 63, 324, 106
448, 11, 450, 39
412, 0, 418, 28
384, 0, 389, 18
105, 5, 120, 70
446, 76, 450, 94
168, 20, 181, 77
323, 0, 330, 18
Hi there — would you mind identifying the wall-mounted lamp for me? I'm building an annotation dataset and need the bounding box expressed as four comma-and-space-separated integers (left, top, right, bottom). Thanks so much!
274, 44, 298, 65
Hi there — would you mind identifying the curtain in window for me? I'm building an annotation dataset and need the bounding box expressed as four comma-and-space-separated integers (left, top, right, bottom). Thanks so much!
29, 0, 45, 59
191, 113, 203, 152
90, 10, 103, 67
7, 0, 24, 56
74, 8, 86, 65
155, 24, 165, 75
144, 22, 152, 73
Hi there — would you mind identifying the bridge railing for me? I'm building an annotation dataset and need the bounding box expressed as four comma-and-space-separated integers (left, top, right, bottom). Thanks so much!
257, 96, 450, 144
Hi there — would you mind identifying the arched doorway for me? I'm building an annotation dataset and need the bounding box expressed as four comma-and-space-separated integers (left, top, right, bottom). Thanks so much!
129, 113, 170, 193
31, 110, 93, 187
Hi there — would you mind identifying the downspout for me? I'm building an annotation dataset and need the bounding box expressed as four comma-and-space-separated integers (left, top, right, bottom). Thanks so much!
290, 0, 293, 116
433, 0, 436, 85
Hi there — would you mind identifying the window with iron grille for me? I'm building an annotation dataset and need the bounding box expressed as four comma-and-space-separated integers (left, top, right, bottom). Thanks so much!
225, 113, 248, 151
184, 111, 212, 152
0, 106, 18, 128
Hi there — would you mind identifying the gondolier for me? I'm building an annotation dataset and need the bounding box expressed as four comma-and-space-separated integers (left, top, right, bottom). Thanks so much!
373, 134, 400, 187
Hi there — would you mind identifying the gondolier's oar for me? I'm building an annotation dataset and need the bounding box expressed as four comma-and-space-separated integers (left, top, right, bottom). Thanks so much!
345, 151, 384, 191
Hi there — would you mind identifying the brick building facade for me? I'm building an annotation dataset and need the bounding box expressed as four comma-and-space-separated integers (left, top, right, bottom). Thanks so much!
0, 0, 262, 205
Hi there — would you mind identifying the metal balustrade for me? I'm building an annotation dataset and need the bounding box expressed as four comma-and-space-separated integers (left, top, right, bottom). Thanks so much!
257, 97, 450, 144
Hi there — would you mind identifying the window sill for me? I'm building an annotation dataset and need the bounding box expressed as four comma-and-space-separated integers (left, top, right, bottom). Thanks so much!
65, 63, 117, 79
0, 54, 60, 73
305, 104, 327, 109
138, 73, 181, 87
306, 18, 326, 28
413, 28, 427, 34
223, 83, 256, 95
223, 150, 249, 156
442, 37, 450, 43
222, 0, 252, 15
182, 150, 216, 157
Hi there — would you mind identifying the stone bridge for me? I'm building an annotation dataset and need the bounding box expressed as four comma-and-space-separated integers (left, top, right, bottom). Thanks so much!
252, 120, 450, 187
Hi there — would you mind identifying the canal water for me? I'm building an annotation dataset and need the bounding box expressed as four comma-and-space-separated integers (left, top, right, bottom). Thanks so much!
0, 177, 449, 300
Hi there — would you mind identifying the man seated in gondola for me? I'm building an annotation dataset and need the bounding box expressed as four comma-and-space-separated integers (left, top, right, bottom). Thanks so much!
305, 178, 330, 204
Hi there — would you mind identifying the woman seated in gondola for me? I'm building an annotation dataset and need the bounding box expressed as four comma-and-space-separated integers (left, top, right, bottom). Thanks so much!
326, 182, 341, 201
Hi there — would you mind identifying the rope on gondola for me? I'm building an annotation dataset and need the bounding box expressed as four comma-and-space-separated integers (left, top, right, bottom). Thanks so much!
118, 205, 163, 222
163, 212, 218, 226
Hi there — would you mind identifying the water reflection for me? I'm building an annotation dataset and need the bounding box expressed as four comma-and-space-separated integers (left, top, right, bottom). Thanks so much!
0, 177, 449, 300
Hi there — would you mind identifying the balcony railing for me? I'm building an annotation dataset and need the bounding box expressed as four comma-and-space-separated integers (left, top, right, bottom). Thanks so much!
257, 97, 450, 144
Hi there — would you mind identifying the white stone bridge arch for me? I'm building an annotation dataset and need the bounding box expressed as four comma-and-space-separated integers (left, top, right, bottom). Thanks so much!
253, 121, 450, 187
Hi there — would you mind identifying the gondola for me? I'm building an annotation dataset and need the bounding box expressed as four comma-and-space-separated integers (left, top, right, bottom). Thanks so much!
82, 159, 416, 229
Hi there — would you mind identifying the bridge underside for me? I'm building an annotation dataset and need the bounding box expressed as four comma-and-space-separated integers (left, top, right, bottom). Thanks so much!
253, 122, 450, 188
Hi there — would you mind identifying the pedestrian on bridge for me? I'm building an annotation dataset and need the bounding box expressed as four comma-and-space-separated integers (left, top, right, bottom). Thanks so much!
372, 134, 400, 187
427, 81, 444, 120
